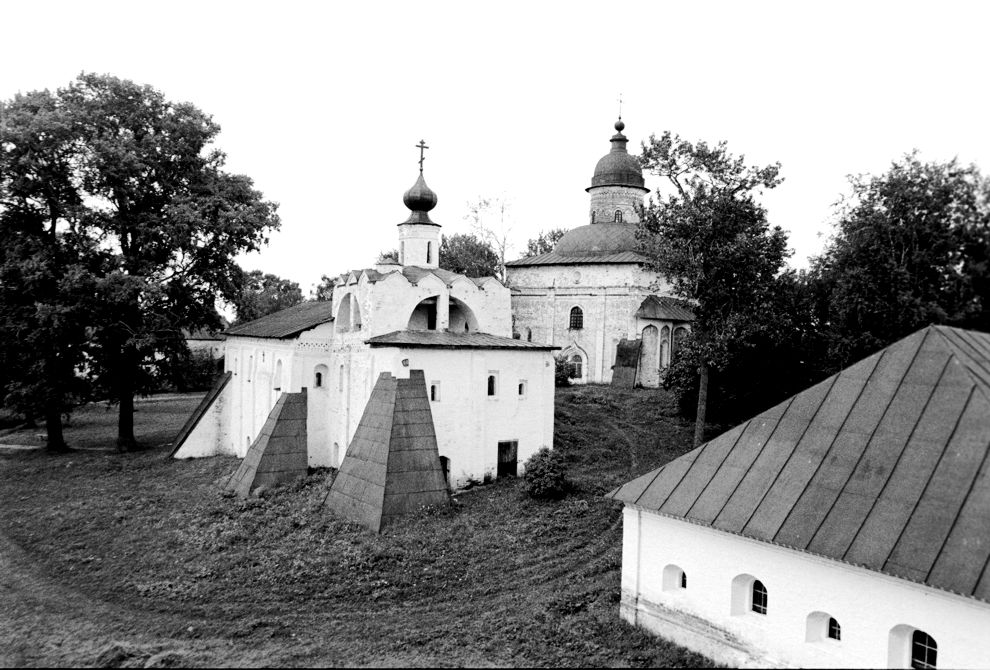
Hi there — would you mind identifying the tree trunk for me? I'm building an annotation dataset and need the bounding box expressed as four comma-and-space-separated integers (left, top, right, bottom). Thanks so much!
45, 404, 69, 452
116, 346, 138, 451
693, 363, 709, 447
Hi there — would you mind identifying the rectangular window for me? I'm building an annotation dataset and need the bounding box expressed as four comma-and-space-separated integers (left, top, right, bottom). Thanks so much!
518, 380, 527, 397
430, 382, 440, 402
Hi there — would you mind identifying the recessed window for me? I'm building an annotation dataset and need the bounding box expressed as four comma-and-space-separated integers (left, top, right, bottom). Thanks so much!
912, 630, 937, 669
681, 572, 687, 589
752, 580, 768, 615
569, 306, 583, 330
314, 372, 323, 388
568, 353, 583, 380
427, 241, 432, 264
662, 564, 686, 592
430, 382, 440, 402
828, 617, 841, 641
614, 210, 623, 223
487, 373, 498, 397
518, 380, 527, 397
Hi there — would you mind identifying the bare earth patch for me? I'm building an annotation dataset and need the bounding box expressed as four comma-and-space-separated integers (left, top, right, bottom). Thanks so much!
0, 387, 714, 667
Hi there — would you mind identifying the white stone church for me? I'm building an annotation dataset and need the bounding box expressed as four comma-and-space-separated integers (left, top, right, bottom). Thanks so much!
506, 118, 693, 387
173, 164, 557, 489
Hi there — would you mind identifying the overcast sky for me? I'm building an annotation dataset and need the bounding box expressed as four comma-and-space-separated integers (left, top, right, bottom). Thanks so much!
3, 0, 988, 294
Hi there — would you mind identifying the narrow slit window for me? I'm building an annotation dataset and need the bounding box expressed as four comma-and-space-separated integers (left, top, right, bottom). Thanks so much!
427, 241, 432, 264
518, 380, 527, 397
314, 372, 323, 388
487, 373, 497, 397
680, 572, 687, 589
430, 383, 440, 402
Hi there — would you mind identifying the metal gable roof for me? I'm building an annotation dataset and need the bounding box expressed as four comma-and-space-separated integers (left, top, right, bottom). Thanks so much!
366, 330, 559, 350
225, 301, 335, 339
609, 325, 990, 601
635, 295, 696, 322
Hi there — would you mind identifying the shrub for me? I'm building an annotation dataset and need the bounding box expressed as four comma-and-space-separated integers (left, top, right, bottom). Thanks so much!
523, 447, 570, 500
554, 356, 572, 387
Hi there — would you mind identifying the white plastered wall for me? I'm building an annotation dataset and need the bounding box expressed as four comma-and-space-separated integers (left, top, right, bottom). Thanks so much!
619, 506, 990, 669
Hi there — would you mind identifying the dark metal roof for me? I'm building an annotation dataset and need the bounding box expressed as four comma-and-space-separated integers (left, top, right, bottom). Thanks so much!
587, 120, 648, 192
609, 325, 990, 602
554, 223, 641, 257
366, 330, 559, 350
506, 250, 646, 267
337, 266, 498, 286
636, 295, 696, 322
225, 301, 335, 339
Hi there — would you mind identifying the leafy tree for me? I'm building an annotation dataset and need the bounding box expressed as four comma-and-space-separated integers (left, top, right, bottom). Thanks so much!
58, 73, 280, 450
313, 274, 336, 302
439, 233, 500, 277
525, 228, 567, 256
0, 90, 102, 450
813, 153, 990, 368
232, 269, 303, 325
377, 249, 399, 264
638, 131, 788, 445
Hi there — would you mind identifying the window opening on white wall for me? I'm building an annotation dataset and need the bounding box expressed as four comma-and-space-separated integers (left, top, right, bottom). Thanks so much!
751, 580, 767, 615
828, 617, 841, 641
662, 564, 686, 591
430, 382, 440, 402
314, 372, 323, 388
806, 612, 841, 643
314, 364, 329, 390
526, 328, 532, 342
912, 631, 937, 669
487, 373, 498, 397
518, 380, 527, 397
569, 306, 583, 330
427, 241, 432, 264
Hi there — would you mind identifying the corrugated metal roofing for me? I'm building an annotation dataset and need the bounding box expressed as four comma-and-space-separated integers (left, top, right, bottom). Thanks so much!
225, 301, 335, 339
366, 330, 559, 350
505, 250, 646, 267
636, 295, 696, 322
609, 325, 990, 602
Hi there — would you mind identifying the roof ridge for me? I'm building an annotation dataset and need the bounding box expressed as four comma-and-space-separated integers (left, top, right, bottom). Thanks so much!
930, 325, 990, 403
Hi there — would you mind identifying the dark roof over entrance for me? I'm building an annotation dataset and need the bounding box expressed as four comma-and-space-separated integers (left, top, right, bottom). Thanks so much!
609, 325, 990, 602
366, 330, 559, 350
635, 295, 695, 322
225, 301, 335, 339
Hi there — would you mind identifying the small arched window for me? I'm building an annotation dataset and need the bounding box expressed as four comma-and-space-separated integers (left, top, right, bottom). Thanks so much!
427, 241, 432, 264
912, 630, 937, 669
662, 564, 686, 591
487, 374, 497, 396
569, 306, 583, 330
314, 372, 323, 388
752, 580, 768, 615
614, 210, 623, 223
828, 617, 841, 641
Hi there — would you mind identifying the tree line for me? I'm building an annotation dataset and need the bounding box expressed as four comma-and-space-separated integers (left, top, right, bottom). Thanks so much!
637, 132, 990, 444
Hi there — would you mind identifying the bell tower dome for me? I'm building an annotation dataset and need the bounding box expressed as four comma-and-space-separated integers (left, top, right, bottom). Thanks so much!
397, 140, 441, 268
586, 118, 649, 224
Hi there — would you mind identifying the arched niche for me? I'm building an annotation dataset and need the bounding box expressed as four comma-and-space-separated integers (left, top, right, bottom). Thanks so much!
336, 293, 362, 333
313, 363, 329, 390
661, 564, 686, 591
448, 296, 479, 333
639, 325, 660, 387
273, 359, 284, 392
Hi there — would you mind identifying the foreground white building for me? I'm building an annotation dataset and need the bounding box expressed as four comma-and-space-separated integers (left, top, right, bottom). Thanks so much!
506, 119, 693, 386
174, 165, 557, 489
610, 325, 990, 668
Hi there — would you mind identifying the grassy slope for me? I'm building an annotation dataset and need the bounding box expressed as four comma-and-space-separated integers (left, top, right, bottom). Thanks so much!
0, 386, 711, 668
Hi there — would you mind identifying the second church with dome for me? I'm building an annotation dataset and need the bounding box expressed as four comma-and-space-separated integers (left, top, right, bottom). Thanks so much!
506, 119, 694, 387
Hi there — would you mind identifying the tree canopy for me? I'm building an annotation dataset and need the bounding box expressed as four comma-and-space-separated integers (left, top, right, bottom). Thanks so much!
525, 228, 567, 256
439, 233, 500, 278
232, 269, 303, 324
638, 131, 789, 444
0, 74, 280, 450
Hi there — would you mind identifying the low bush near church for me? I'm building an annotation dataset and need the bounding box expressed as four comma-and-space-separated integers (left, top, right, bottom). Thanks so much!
523, 447, 570, 499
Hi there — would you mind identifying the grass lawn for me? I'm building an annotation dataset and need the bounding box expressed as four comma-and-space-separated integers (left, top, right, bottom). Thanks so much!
0, 386, 714, 668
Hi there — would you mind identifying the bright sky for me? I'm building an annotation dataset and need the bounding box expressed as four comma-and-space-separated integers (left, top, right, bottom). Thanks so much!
3, 1, 988, 295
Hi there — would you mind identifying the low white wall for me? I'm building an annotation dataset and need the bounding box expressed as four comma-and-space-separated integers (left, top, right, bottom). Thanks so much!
620, 506, 990, 669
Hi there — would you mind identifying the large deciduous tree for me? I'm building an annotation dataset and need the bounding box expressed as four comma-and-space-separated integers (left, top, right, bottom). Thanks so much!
232, 269, 303, 324
813, 153, 990, 368
0, 90, 103, 450
439, 233, 500, 278
58, 73, 280, 450
638, 131, 788, 445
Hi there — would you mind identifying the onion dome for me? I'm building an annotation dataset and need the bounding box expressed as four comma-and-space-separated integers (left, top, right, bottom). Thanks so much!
400, 171, 439, 226
587, 118, 648, 192
554, 222, 639, 257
